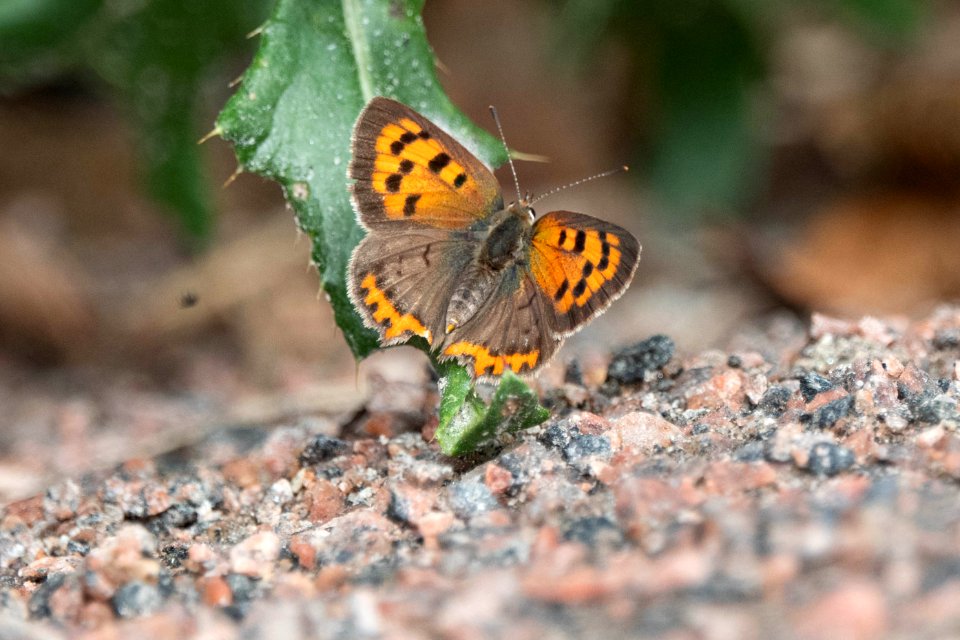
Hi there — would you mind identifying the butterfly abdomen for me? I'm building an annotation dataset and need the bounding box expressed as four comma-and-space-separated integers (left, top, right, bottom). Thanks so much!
444, 265, 501, 334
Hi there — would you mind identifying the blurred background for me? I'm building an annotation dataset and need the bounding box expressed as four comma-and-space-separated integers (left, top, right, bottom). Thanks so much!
1, 0, 958, 499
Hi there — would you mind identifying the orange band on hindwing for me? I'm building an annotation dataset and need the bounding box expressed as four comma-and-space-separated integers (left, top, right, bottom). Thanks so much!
359, 273, 432, 344
443, 342, 539, 377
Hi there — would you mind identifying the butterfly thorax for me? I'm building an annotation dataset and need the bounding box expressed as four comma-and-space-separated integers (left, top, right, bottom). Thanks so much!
444, 204, 534, 334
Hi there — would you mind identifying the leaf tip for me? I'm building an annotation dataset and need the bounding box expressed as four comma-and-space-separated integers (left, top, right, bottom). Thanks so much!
509, 149, 551, 163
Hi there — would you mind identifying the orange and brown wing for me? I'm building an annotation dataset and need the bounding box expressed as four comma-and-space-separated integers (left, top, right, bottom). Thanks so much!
348, 229, 474, 347
438, 267, 559, 379
528, 211, 640, 336
350, 97, 502, 230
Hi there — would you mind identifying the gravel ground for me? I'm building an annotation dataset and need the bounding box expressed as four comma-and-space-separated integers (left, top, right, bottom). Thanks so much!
3, 308, 960, 639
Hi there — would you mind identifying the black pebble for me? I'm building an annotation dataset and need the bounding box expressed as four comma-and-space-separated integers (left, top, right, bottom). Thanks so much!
495, 452, 526, 497
539, 423, 572, 450
111, 581, 163, 618
447, 479, 498, 519
806, 442, 855, 476
607, 334, 676, 384
564, 360, 584, 385
563, 434, 612, 463
802, 395, 854, 429
386, 488, 412, 524
162, 502, 198, 529
161, 544, 189, 569
932, 329, 960, 350
800, 372, 834, 402
562, 516, 624, 546
221, 574, 259, 621
734, 441, 766, 462
915, 394, 959, 424
225, 573, 259, 602
299, 435, 349, 466
758, 386, 792, 416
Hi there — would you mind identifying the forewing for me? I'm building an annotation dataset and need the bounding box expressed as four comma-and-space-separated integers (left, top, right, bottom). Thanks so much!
439, 266, 559, 378
350, 97, 503, 230
348, 229, 473, 347
528, 211, 640, 335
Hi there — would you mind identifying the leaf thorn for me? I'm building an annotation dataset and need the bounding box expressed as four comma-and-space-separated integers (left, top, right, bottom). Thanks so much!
223, 166, 243, 188
434, 56, 451, 76
198, 127, 221, 145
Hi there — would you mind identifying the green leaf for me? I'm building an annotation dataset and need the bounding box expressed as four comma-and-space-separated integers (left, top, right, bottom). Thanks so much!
217, 0, 506, 357
436, 369, 549, 457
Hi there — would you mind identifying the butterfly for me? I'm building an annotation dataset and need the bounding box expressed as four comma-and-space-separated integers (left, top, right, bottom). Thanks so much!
347, 97, 640, 379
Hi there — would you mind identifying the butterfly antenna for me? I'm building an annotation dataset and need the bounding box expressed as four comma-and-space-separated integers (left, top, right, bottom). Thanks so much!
530, 166, 629, 206
489, 105, 523, 205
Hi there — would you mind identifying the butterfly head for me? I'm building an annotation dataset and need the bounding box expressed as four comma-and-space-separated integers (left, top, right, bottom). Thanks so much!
507, 199, 536, 222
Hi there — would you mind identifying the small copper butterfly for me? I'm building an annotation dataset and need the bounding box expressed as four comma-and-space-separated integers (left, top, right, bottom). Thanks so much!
347, 97, 641, 378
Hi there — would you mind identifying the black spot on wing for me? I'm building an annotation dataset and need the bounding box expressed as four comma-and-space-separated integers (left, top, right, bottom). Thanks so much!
572, 278, 587, 298
403, 194, 420, 216
582, 262, 594, 278
573, 230, 586, 253
428, 152, 451, 173
418, 130, 431, 139
390, 141, 404, 155
554, 279, 569, 302
385, 173, 402, 193
597, 254, 609, 272
453, 173, 467, 188
399, 159, 414, 174
399, 131, 418, 144
558, 229, 567, 247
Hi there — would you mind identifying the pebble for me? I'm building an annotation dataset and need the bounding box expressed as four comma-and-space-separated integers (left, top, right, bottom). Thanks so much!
807, 442, 856, 476
800, 372, 835, 402
803, 395, 854, 429
606, 335, 676, 384
111, 581, 163, 619
446, 479, 499, 520
298, 435, 349, 466
229, 532, 281, 579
